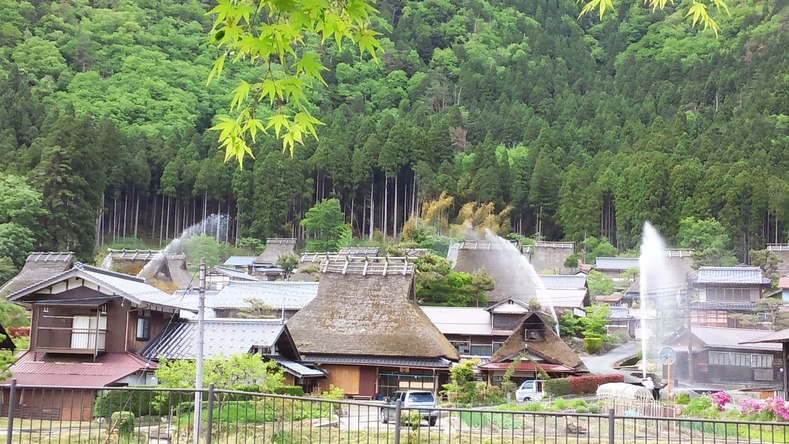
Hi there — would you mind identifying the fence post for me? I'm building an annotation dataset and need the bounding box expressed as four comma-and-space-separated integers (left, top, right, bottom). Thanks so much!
393, 399, 402, 444
206, 383, 214, 444
5, 378, 16, 444
608, 408, 615, 444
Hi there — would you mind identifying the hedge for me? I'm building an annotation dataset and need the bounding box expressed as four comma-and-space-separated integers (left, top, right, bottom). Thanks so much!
110, 411, 135, 435
544, 378, 572, 396
568, 374, 624, 394
94, 390, 191, 418
274, 386, 305, 396
583, 337, 602, 354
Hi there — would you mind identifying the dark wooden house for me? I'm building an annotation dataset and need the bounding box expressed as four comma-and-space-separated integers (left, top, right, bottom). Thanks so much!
0, 264, 194, 420
663, 326, 783, 388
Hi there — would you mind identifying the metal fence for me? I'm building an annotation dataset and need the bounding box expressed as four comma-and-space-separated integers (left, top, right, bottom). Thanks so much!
2, 381, 789, 444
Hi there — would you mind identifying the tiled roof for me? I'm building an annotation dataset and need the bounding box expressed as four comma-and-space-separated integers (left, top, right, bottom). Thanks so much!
592, 257, 639, 271
224, 256, 256, 267
540, 275, 587, 289
4, 351, 153, 387
608, 306, 632, 319
301, 355, 454, 368
8, 265, 196, 313
696, 267, 769, 285
139, 319, 288, 360
0, 252, 73, 298
690, 301, 756, 311
276, 360, 324, 378
420, 307, 493, 336
212, 281, 318, 309
684, 326, 781, 352
208, 266, 260, 281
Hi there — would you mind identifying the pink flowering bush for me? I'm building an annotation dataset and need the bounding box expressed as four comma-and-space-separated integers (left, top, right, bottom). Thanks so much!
710, 392, 731, 411
738, 397, 789, 421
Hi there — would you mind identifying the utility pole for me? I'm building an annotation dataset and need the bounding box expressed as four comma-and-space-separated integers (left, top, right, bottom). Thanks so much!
193, 259, 206, 444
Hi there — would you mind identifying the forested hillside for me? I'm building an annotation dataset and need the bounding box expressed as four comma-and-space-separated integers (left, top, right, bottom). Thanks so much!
1, 0, 789, 270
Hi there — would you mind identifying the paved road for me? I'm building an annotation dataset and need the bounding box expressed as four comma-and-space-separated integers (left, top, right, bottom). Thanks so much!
580, 341, 643, 382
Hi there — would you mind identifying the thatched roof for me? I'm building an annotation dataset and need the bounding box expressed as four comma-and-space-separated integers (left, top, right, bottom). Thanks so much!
256, 238, 297, 264
452, 239, 538, 303
287, 258, 458, 361
0, 252, 73, 298
489, 312, 588, 373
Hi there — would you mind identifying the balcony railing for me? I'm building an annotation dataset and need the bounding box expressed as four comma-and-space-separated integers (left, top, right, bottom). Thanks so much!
34, 327, 107, 354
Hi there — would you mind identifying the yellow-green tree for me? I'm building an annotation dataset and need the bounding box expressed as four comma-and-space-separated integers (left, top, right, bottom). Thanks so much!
208, 0, 382, 165
579, 0, 729, 35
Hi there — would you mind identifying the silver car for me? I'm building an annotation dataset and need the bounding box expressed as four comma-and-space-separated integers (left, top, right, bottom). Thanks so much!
380, 390, 439, 426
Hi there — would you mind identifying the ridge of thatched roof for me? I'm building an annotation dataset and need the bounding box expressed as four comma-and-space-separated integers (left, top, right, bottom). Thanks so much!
318, 256, 415, 276
453, 240, 537, 303
489, 312, 588, 372
0, 252, 74, 298
256, 238, 297, 264
287, 272, 458, 360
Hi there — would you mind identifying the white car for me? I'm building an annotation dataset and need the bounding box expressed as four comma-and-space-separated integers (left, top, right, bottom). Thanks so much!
515, 380, 545, 402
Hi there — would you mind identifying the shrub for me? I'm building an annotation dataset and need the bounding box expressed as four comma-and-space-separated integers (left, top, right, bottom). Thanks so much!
675, 393, 691, 405
710, 391, 731, 411
544, 378, 572, 396
94, 390, 190, 418
274, 386, 305, 396
567, 374, 624, 395
583, 337, 602, 354
110, 411, 135, 435
553, 398, 568, 410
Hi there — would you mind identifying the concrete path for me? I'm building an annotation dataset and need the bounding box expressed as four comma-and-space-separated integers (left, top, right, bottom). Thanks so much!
580, 341, 643, 382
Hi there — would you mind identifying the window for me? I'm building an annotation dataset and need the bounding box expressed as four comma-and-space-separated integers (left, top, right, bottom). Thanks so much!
709, 351, 729, 365
136, 317, 151, 341
752, 354, 773, 368
731, 353, 751, 367
470, 344, 493, 357
451, 341, 470, 354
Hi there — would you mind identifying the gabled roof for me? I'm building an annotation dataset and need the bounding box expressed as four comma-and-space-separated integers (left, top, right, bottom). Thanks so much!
420, 306, 494, 336
544, 289, 590, 310
592, 257, 639, 271
540, 275, 587, 289
697, 267, 770, 285
139, 319, 299, 361
740, 328, 789, 344
256, 238, 297, 264
489, 312, 588, 372
224, 256, 256, 267
665, 326, 781, 352
4, 351, 153, 387
0, 252, 73, 298
211, 281, 318, 310
208, 266, 260, 282
287, 260, 459, 361
7, 264, 196, 313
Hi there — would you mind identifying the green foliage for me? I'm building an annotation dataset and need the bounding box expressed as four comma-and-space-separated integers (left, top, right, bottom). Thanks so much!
155, 353, 284, 392
94, 390, 188, 419
276, 253, 300, 280
320, 384, 345, 400
677, 218, 737, 268
586, 270, 615, 297
181, 235, 224, 267
583, 337, 603, 354
559, 311, 582, 338
109, 411, 135, 435
208, 0, 381, 162
273, 386, 305, 397
415, 254, 492, 306
675, 393, 691, 405
300, 199, 350, 253
0, 174, 46, 267
580, 303, 611, 339
544, 379, 572, 397
749, 249, 782, 283
681, 395, 721, 419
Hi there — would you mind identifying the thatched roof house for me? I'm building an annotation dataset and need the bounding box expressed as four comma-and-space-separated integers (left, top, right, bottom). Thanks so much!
452, 238, 539, 304
256, 238, 297, 264
0, 252, 74, 298
287, 256, 458, 398
478, 312, 588, 382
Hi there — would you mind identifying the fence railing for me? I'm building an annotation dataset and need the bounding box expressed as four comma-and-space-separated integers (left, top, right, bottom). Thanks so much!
2, 381, 789, 443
